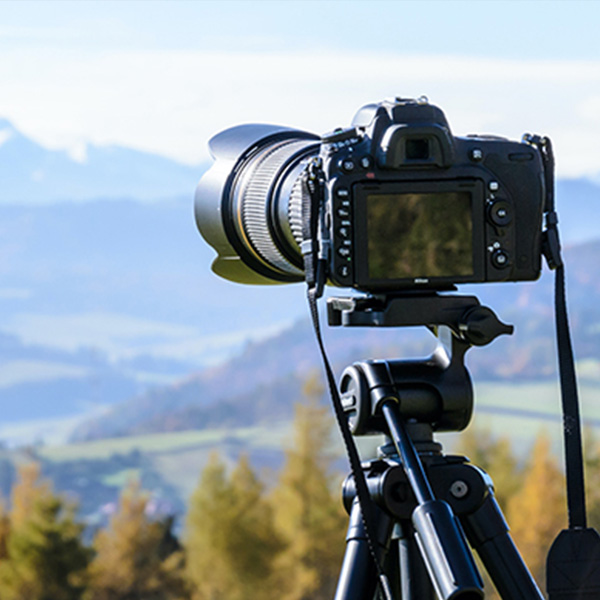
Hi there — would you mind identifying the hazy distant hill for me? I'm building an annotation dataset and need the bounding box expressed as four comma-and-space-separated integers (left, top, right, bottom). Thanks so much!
71, 238, 600, 441
0, 198, 306, 442
0, 121, 599, 444
0, 198, 306, 361
556, 179, 600, 244
0, 118, 205, 203
0, 331, 138, 420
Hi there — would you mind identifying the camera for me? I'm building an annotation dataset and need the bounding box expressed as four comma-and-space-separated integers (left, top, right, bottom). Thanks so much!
195, 97, 546, 292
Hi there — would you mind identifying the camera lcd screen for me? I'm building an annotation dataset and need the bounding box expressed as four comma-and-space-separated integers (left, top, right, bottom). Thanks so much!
366, 192, 473, 280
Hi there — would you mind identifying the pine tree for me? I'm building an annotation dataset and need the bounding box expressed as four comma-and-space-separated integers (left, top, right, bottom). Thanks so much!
506, 434, 566, 590
186, 452, 282, 600
270, 379, 346, 600
0, 462, 90, 600
85, 480, 188, 600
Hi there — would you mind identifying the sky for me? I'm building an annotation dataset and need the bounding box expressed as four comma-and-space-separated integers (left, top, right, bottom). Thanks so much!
1, 0, 600, 178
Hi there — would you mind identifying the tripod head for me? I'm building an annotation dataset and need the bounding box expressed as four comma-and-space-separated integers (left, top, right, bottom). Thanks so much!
327, 292, 513, 436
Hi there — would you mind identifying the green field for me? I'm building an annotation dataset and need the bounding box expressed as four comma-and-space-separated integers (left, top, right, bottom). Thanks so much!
439, 378, 600, 456
39, 421, 293, 462
37, 422, 294, 502
38, 378, 600, 464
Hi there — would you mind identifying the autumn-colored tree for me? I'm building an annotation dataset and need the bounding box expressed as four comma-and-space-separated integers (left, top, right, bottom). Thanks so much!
582, 428, 600, 531
456, 427, 526, 599
186, 452, 282, 600
457, 427, 522, 510
270, 376, 346, 600
0, 500, 10, 562
85, 480, 188, 600
506, 434, 566, 591
0, 462, 90, 600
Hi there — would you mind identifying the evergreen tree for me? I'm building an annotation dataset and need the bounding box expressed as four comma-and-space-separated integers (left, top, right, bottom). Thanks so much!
507, 434, 566, 591
85, 480, 188, 600
270, 380, 346, 600
186, 453, 282, 600
0, 462, 90, 600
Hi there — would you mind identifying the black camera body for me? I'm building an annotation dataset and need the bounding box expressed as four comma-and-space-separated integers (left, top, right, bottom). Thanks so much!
195, 97, 546, 293
321, 98, 545, 291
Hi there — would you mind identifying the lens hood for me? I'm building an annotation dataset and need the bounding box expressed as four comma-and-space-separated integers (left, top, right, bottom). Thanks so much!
195, 124, 319, 284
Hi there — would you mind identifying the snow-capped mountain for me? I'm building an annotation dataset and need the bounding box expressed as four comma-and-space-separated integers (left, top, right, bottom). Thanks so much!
0, 118, 205, 203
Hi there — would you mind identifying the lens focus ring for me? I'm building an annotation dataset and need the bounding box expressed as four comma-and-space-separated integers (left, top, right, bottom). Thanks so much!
238, 140, 312, 277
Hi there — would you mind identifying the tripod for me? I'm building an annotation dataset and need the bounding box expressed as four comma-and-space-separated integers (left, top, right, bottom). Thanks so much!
328, 293, 544, 600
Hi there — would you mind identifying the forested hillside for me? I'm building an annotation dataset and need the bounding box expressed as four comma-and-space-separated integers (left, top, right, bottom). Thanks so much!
71, 238, 600, 441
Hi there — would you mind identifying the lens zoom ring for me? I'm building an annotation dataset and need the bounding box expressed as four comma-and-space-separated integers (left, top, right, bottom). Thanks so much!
241, 140, 310, 276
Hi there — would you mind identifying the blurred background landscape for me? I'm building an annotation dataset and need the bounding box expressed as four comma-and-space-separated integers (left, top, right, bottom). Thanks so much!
0, 1, 599, 597
2, 111, 600, 525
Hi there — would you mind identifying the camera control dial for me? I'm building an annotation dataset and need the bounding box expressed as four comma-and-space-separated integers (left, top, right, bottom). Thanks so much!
488, 200, 512, 227
322, 127, 358, 144
491, 249, 510, 269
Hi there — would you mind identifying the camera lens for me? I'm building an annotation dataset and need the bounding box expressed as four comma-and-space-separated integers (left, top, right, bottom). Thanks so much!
195, 125, 320, 284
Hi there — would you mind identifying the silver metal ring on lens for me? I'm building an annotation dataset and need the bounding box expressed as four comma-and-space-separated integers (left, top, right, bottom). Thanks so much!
233, 139, 316, 277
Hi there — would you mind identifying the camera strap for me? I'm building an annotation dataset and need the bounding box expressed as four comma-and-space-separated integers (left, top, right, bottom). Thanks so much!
302, 159, 394, 600
528, 134, 587, 529
528, 134, 600, 597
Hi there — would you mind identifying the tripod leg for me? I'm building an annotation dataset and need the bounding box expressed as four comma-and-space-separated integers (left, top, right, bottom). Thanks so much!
334, 497, 394, 600
397, 523, 437, 600
461, 492, 544, 600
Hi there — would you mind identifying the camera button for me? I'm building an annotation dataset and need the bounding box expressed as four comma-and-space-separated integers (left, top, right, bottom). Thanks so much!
470, 148, 483, 162
359, 156, 372, 169
337, 265, 351, 278
489, 181, 499, 192
489, 200, 512, 226
337, 207, 350, 218
492, 249, 510, 269
340, 159, 356, 173
338, 247, 351, 258
337, 226, 350, 238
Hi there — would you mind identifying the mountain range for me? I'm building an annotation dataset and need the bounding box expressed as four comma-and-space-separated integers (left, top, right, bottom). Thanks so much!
70, 236, 600, 442
0, 117, 599, 446
0, 118, 205, 203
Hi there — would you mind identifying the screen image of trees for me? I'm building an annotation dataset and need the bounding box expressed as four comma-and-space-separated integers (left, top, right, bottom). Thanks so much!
366, 192, 473, 280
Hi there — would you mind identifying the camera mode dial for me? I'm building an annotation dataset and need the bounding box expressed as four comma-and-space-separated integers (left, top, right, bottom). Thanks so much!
322, 127, 358, 144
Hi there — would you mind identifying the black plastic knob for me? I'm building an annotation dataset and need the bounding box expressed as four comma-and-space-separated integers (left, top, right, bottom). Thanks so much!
459, 306, 514, 346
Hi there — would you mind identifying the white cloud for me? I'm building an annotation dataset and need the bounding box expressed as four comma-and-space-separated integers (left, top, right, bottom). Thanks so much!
1, 48, 599, 177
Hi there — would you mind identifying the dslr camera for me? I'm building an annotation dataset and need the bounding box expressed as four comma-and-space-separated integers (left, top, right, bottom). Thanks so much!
195, 97, 545, 292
